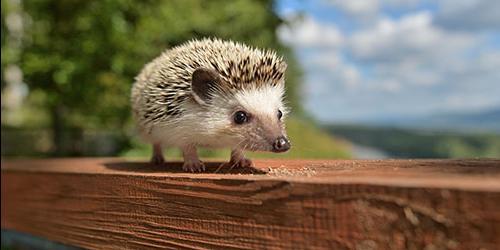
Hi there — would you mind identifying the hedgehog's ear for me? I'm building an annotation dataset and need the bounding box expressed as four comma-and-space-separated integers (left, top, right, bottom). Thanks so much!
191, 68, 221, 105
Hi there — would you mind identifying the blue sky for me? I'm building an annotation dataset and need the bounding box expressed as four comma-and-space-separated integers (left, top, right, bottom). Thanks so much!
275, 0, 500, 122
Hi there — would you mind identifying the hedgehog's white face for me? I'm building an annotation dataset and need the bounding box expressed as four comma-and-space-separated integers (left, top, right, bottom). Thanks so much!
227, 85, 290, 152
191, 68, 290, 152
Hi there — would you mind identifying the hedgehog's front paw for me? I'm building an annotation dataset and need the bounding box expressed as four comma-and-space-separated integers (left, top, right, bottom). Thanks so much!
224, 157, 253, 169
182, 160, 206, 172
236, 157, 253, 168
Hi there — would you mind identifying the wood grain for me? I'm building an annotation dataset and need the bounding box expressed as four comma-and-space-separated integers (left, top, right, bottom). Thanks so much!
2, 158, 500, 249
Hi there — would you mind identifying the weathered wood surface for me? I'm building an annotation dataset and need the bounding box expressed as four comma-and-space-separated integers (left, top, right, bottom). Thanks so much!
2, 158, 499, 250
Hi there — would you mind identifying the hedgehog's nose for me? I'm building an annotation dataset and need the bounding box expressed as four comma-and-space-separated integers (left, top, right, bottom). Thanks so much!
273, 136, 290, 153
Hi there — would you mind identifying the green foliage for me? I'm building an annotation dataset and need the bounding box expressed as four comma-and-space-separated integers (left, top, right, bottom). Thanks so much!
1, 0, 19, 89
121, 117, 351, 159
327, 124, 500, 158
2, 0, 315, 156
10, 0, 301, 129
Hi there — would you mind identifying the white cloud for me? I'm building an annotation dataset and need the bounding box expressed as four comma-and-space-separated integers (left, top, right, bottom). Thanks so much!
328, 0, 379, 21
349, 11, 478, 63
326, 0, 424, 24
434, 0, 500, 31
278, 16, 344, 48
278, 15, 359, 91
308, 53, 361, 88
380, 79, 402, 93
278, 5, 499, 122
382, 0, 421, 6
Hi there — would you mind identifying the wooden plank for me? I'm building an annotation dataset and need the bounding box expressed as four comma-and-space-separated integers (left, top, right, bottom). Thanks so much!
2, 158, 499, 249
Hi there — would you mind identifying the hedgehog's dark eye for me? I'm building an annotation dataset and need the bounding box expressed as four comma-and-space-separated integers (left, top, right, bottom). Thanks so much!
234, 111, 248, 124
277, 110, 283, 120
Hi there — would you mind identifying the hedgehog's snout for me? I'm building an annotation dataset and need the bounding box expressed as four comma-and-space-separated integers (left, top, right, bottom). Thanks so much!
272, 136, 290, 153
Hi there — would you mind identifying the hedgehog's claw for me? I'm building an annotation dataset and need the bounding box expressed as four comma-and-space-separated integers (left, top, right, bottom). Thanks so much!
234, 158, 253, 168
220, 157, 253, 171
183, 160, 205, 172
225, 150, 253, 169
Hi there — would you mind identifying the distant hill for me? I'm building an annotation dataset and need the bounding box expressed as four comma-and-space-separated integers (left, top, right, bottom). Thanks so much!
368, 108, 500, 133
325, 124, 500, 159
427, 108, 500, 132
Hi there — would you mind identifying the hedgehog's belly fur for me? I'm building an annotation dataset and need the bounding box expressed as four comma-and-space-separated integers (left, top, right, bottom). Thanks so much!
142, 121, 235, 149
134, 98, 237, 149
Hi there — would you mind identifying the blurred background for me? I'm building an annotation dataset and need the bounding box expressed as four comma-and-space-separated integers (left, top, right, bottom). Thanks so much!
2, 0, 499, 160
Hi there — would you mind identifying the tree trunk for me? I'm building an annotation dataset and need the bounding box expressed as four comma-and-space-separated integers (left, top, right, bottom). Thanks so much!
50, 104, 64, 156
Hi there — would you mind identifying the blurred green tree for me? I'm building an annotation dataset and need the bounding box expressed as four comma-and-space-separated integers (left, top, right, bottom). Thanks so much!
3, 0, 302, 155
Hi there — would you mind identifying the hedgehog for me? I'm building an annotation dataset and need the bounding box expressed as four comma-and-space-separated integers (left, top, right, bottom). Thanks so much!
131, 38, 290, 172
